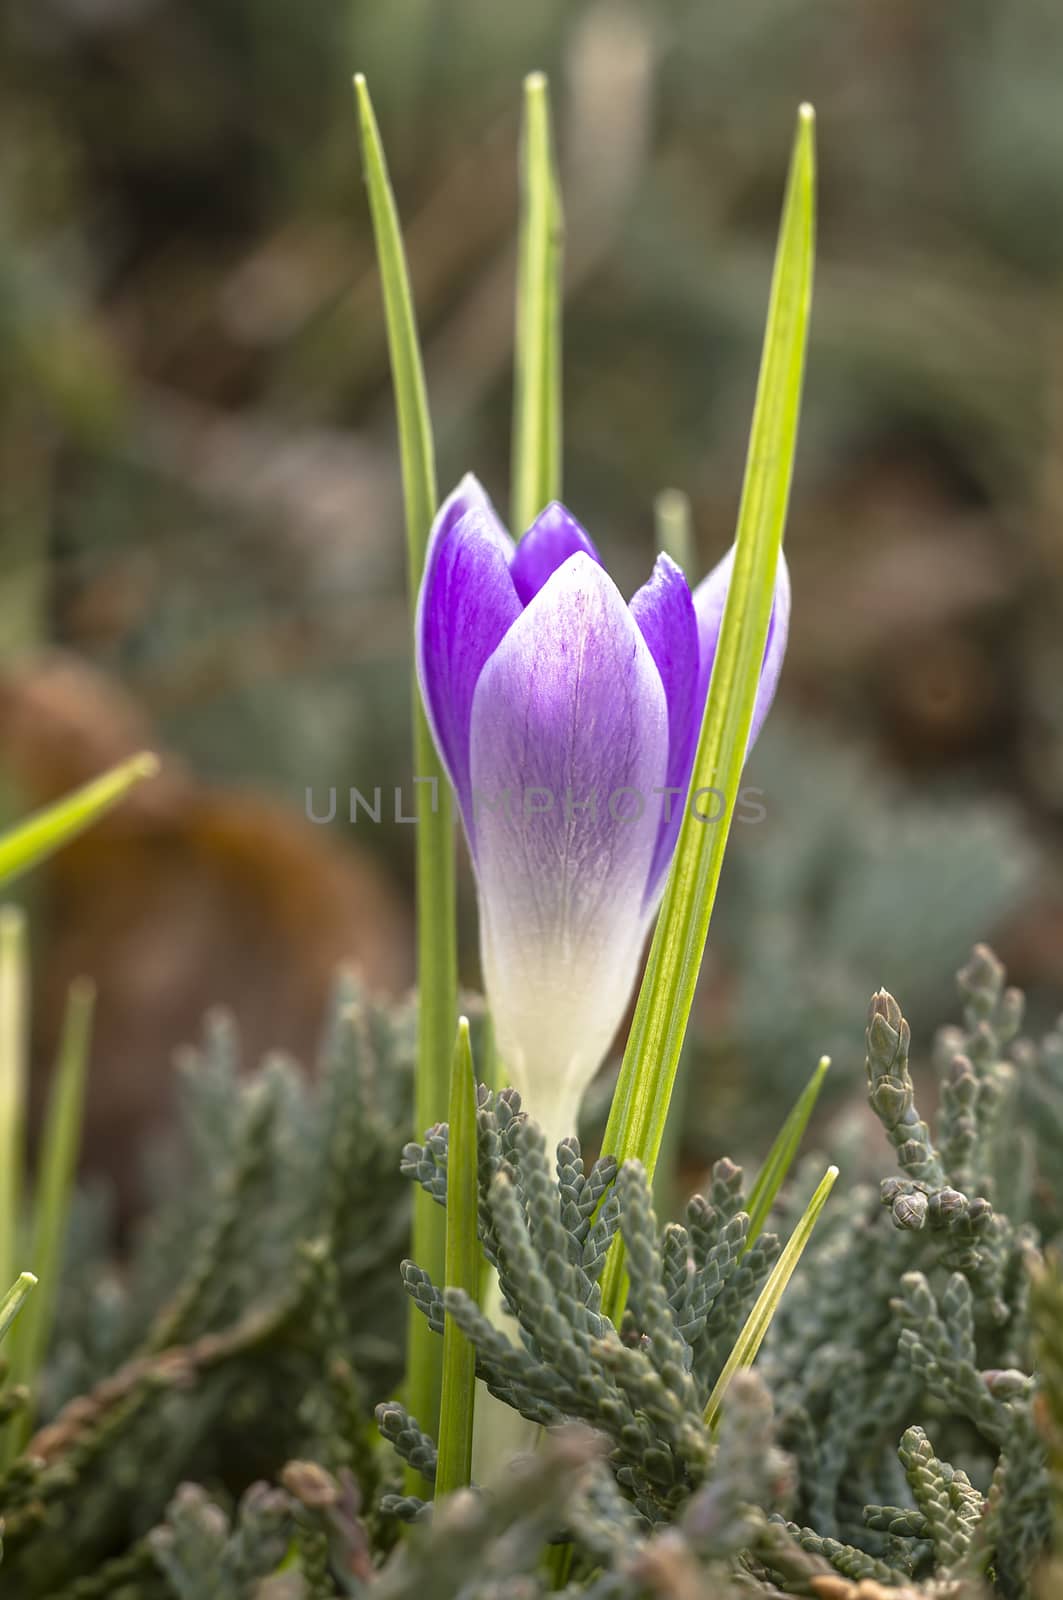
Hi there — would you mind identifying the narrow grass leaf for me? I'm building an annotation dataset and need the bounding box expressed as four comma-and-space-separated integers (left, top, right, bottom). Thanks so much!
0, 1272, 37, 1345
0, 753, 158, 888
745, 1055, 829, 1247
0, 908, 28, 1300
511, 71, 563, 535
354, 74, 457, 1479
600, 106, 816, 1322
435, 1018, 479, 1497
4, 979, 94, 1456
704, 1163, 837, 1430
651, 488, 695, 1220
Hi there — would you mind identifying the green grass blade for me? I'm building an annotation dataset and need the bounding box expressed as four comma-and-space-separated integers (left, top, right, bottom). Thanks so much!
0, 1272, 36, 1345
354, 74, 457, 1482
599, 106, 815, 1323
0, 753, 159, 888
3, 979, 94, 1457
435, 1018, 479, 1497
651, 488, 695, 1220
0, 908, 28, 1300
703, 1163, 837, 1430
511, 71, 563, 535
354, 73, 437, 578
745, 1055, 829, 1248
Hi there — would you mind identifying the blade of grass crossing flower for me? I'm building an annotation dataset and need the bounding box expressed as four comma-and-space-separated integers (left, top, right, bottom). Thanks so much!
745, 1055, 829, 1248
0, 908, 28, 1300
354, 74, 457, 1484
704, 1163, 837, 1431
599, 107, 815, 1321
3, 980, 94, 1459
651, 489, 695, 1220
0, 754, 159, 888
435, 1018, 479, 1497
0, 1272, 36, 1345
511, 71, 563, 535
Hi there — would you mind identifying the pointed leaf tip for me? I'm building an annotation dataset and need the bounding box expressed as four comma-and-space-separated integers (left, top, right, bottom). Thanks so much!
0, 751, 162, 889
353, 74, 374, 136
598, 88, 816, 1324
744, 1054, 831, 1248
0, 1272, 38, 1345
704, 1162, 837, 1430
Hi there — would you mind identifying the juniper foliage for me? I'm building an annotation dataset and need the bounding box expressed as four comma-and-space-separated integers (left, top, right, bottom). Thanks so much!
1, 946, 1062, 1597
0, 974, 415, 1594
388, 945, 1063, 1599
393, 1090, 780, 1525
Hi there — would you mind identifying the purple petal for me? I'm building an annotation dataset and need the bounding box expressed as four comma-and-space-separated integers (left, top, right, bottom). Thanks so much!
629, 554, 701, 904
693, 544, 792, 751
509, 501, 602, 606
468, 554, 668, 1118
416, 475, 520, 829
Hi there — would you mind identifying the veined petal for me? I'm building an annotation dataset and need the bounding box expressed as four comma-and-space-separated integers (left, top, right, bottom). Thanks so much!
629, 553, 701, 905
415, 475, 521, 831
509, 501, 602, 606
693, 545, 792, 755
468, 553, 668, 1137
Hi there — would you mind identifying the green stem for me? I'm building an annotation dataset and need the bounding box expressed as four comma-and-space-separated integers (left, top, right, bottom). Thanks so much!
3, 979, 94, 1462
0, 907, 28, 1301
435, 1019, 479, 1496
354, 75, 458, 1484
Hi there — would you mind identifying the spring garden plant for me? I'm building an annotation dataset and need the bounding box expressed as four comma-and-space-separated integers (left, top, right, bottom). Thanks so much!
415, 472, 789, 1162
0, 68, 1059, 1600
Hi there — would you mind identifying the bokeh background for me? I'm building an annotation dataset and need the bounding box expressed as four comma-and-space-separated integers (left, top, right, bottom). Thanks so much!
3, 0, 1063, 1211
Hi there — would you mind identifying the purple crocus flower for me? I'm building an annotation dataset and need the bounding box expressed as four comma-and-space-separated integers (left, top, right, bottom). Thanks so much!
417, 474, 789, 1151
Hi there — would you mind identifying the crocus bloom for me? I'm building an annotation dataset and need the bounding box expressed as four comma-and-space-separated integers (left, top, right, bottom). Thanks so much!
417, 475, 789, 1153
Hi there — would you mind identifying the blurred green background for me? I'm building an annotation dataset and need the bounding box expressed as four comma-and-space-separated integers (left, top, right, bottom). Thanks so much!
3, 0, 1063, 1200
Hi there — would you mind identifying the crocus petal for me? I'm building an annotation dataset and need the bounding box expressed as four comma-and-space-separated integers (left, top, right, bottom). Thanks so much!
468, 552, 668, 1150
629, 553, 701, 905
416, 475, 521, 833
508, 501, 602, 606
693, 545, 792, 754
